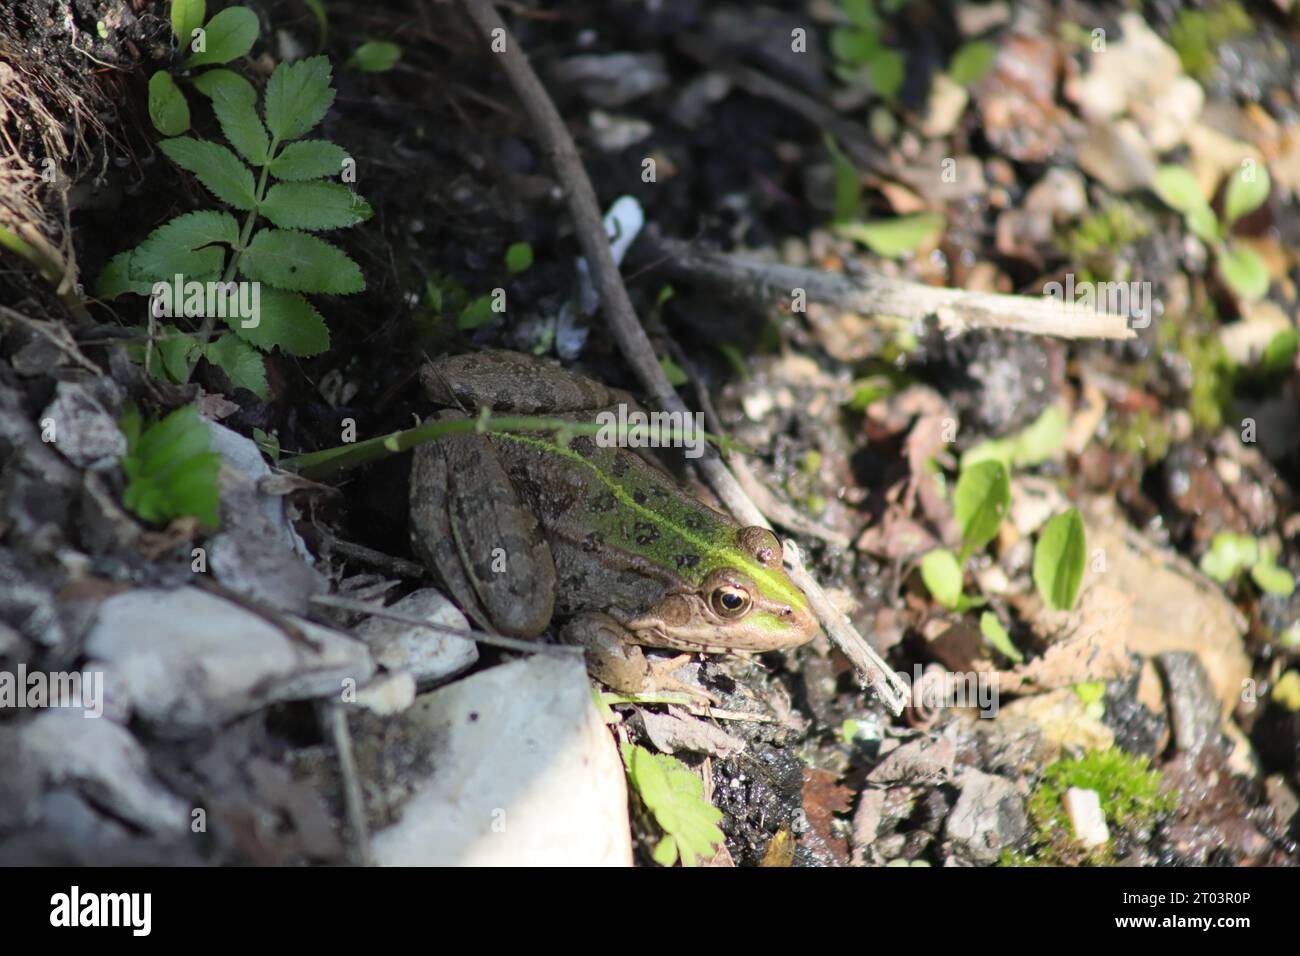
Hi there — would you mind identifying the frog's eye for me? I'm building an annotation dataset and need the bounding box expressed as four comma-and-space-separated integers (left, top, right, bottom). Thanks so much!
709, 583, 752, 618
738, 527, 782, 567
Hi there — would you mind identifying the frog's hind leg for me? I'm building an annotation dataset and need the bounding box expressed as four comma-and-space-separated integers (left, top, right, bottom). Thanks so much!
411, 414, 557, 637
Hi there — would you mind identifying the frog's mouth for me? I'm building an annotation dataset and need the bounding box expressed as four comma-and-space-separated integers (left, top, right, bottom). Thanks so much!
626, 588, 818, 654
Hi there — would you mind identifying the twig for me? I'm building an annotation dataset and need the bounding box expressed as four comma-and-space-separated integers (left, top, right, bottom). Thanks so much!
458, 0, 908, 713
639, 233, 1137, 341
322, 702, 371, 865
309, 593, 585, 659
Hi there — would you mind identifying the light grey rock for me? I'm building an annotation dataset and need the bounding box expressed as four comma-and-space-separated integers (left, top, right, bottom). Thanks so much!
13, 710, 189, 834
40, 382, 125, 470
552, 52, 669, 107
355, 588, 477, 685
372, 653, 631, 866
84, 587, 374, 737
1156, 651, 1222, 757
944, 769, 1028, 864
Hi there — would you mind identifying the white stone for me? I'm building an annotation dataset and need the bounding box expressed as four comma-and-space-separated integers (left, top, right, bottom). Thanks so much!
372, 654, 632, 866
1062, 787, 1110, 846
85, 587, 374, 737
355, 588, 478, 684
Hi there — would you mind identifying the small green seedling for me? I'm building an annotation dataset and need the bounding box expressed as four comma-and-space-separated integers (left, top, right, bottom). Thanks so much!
920, 459, 1010, 611
1033, 508, 1086, 612
348, 41, 402, 73
834, 212, 946, 259
622, 743, 725, 867
1199, 532, 1295, 596
980, 611, 1023, 664
120, 403, 221, 528
99, 4, 371, 399
830, 0, 905, 102
1152, 161, 1272, 301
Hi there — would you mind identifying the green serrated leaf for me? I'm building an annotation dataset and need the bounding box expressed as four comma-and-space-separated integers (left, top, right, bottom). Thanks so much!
349, 40, 402, 73
980, 611, 1023, 664
186, 6, 259, 68
171, 0, 206, 47
195, 70, 268, 165
1152, 165, 1209, 215
230, 288, 330, 356
120, 404, 221, 528
264, 55, 335, 142
1224, 163, 1271, 225
623, 744, 723, 867
238, 228, 363, 293
259, 182, 371, 230
267, 139, 350, 181
159, 137, 257, 210
954, 459, 1010, 558
1218, 243, 1270, 300
835, 212, 945, 258
155, 325, 201, 383
205, 333, 269, 397
128, 211, 238, 283
1033, 509, 1086, 612
920, 548, 964, 610
949, 40, 994, 86
96, 251, 155, 298
148, 71, 191, 136
505, 241, 533, 274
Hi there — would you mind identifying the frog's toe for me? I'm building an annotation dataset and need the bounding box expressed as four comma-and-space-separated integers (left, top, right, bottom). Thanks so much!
643, 654, 720, 706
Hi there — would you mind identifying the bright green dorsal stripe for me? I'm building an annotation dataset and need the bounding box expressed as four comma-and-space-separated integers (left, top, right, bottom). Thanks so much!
496, 432, 809, 615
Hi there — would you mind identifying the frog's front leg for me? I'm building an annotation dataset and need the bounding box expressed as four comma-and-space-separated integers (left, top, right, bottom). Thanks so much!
562, 612, 718, 704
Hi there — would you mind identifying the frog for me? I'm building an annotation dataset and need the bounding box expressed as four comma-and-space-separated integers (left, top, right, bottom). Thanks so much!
409, 350, 818, 697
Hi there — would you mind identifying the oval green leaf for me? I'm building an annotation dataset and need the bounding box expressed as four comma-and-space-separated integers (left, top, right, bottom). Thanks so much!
1033, 508, 1086, 612
920, 548, 964, 610
834, 212, 945, 259
147, 71, 191, 136
185, 6, 259, 67
1218, 244, 1269, 300
1224, 162, 1271, 225
954, 459, 1010, 557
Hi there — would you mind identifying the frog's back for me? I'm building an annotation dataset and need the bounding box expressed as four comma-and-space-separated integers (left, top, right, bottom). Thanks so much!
489, 432, 739, 615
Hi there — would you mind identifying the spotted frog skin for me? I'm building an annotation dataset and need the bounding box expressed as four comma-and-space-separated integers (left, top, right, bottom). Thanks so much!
409, 351, 818, 696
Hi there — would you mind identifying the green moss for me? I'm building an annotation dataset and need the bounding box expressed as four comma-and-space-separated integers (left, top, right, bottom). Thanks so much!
1170, 3, 1251, 81
1008, 749, 1177, 866
1109, 407, 1172, 465
1056, 203, 1151, 284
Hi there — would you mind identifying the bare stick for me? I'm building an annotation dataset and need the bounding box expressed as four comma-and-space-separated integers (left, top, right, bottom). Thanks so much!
458, 0, 908, 713
322, 703, 371, 865
641, 234, 1137, 341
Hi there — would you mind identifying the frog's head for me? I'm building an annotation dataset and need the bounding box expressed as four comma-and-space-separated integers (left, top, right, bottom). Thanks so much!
628, 527, 819, 653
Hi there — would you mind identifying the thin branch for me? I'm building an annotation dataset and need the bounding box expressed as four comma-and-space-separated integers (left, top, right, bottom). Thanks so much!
639, 233, 1137, 341
458, 0, 908, 713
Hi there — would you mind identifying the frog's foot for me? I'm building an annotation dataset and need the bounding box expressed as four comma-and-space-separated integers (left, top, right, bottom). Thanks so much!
563, 612, 718, 705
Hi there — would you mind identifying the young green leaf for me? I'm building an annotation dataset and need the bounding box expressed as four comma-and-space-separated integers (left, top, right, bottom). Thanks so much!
148, 71, 191, 136
268, 140, 350, 181
1250, 560, 1295, 597
961, 404, 1068, 472
831, 27, 880, 66
1185, 204, 1221, 243
1224, 163, 1270, 225
1199, 532, 1258, 582
920, 548, 964, 610
229, 288, 330, 356
238, 229, 364, 293
171, 0, 206, 47
622, 744, 724, 867
835, 212, 945, 258
192, 68, 257, 105
205, 334, 270, 398
505, 241, 533, 275
843, 0, 879, 30
1033, 508, 1086, 612
159, 137, 257, 210
825, 133, 862, 225
980, 611, 1023, 664
349, 41, 402, 73
302, 0, 329, 47
120, 404, 221, 528
949, 40, 994, 86
258, 182, 372, 230
1218, 244, 1269, 300
458, 294, 496, 330
185, 6, 259, 68
868, 47, 905, 102
954, 459, 1010, 558
264, 55, 336, 142
1152, 165, 1209, 215
155, 326, 202, 383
